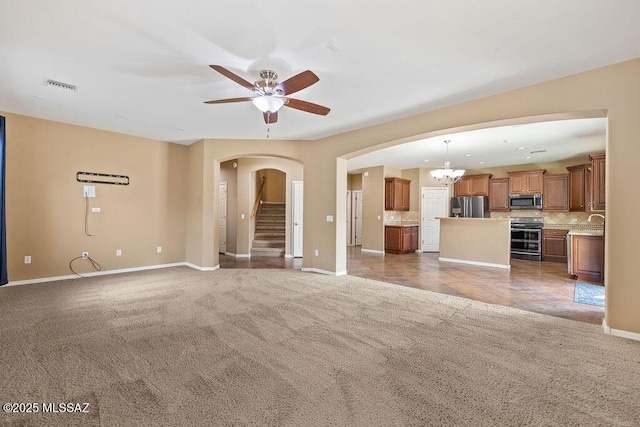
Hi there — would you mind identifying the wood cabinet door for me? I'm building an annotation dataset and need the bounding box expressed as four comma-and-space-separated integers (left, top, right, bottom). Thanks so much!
526, 172, 544, 194
509, 173, 526, 194
568, 166, 586, 211
590, 153, 605, 211
571, 235, 604, 283
385, 226, 402, 252
384, 180, 394, 211
543, 174, 568, 211
401, 180, 411, 210
410, 226, 419, 250
454, 178, 471, 196
489, 178, 509, 211
470, 176, 490, 196
542, 229, 568, 262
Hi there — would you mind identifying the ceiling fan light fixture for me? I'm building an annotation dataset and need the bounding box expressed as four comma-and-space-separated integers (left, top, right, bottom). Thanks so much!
252, 95, 284, 113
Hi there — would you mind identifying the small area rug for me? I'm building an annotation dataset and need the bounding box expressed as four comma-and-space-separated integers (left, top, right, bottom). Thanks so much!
574, 282, 605, 306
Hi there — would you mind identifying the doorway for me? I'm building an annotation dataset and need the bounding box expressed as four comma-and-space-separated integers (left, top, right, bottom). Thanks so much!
292, 181, 303, 257
352, 190, 363, 246
219, 181, 228, 254
421, 187, 449, 252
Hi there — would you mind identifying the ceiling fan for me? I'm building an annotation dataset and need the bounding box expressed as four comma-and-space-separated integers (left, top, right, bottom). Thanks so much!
204, 65, 330, 124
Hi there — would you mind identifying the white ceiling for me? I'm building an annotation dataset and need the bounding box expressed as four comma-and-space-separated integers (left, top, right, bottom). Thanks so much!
0, 1, 639, 145
347, 117, 606, 172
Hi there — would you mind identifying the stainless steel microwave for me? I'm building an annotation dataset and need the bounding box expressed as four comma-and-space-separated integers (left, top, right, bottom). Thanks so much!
509, 194, 543, 210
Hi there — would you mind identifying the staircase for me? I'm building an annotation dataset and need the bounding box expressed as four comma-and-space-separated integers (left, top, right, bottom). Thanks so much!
251, 202, 285, 257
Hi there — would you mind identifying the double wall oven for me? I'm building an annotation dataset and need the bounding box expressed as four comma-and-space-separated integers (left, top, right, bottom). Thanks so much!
510, 217, 544, 261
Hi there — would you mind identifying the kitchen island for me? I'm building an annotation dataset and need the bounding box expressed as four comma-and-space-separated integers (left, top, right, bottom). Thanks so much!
438, 217, 511, 269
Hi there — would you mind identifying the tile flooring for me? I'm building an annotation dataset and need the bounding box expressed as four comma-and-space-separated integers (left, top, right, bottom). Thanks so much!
219, 246, 604, 325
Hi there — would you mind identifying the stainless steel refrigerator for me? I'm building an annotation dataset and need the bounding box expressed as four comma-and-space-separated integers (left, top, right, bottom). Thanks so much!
450, 196, 490, 218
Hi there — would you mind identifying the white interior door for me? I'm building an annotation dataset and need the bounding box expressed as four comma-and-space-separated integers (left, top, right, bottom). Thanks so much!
292, 181, 303, 257
346, 190, 352, 246
219, 181, 227, 254
421, 187, 449, 252
353, 190, 363, 246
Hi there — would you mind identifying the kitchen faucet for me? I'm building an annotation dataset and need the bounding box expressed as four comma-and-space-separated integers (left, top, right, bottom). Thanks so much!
587, 213, 605, 223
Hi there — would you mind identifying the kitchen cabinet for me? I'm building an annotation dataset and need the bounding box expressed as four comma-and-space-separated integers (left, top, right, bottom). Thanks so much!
453, 174, 492, 197
566, 164, 591, 211
385, 225, 419, 254
385, 177, 411, 211
590, 153, 606, 211
570, 234, 604, 283
507, 169, 545, 195
542, 229, 568, 262
489, 178, 510, 211
543, 174, 569, 211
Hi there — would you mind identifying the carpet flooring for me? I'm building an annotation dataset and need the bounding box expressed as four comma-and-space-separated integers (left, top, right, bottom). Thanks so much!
1, 267, 639, 426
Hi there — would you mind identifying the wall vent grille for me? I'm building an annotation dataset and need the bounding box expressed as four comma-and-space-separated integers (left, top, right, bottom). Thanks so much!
46, 79, 77, 92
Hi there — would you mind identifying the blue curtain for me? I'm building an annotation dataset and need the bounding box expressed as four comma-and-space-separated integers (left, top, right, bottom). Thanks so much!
0, 115, 7, 285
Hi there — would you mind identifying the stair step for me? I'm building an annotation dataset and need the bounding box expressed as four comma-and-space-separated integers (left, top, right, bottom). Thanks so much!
254, 233, 285, 238
250, 247, 285, 258
252, 240, 285, 248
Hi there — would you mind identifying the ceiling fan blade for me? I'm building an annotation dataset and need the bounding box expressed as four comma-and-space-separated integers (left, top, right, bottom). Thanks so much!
204, 97, 253, 104
263, 111, 278, 124
275, 70, 319, 96
284, 98, 330, 115
209, 65, 255, 92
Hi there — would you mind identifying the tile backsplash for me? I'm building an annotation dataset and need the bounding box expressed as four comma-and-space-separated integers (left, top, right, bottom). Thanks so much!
384, 211, 420, 222
490, 210, 604, 229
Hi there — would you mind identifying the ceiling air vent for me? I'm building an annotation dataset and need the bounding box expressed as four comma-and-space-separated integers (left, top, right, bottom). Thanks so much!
46, 79, 77, 92
530, 150, 547, 154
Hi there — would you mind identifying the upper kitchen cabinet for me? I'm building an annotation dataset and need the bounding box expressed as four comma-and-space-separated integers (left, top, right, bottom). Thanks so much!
566, 153, 605, 212
489, 178, 510, 212
385, 177, 411, 211
567, 164, 591, 211
590, 153, 606, 211
507, 170, 545, 194
453, 174, 492, 197
543, 174, 569, 211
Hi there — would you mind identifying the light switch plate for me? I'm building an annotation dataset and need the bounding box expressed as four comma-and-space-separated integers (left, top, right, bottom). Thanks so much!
326, 215, 334, 222
91, 207, 101, 213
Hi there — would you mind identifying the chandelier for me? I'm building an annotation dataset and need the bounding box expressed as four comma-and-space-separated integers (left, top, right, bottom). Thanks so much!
430, 140, 465, 185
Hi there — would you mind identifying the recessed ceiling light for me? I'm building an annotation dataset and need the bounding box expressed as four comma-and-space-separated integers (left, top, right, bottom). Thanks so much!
465, 154, 472, 157
478, 161, 485, 165
503, 139, 510, 143
177, 127, 185, 131
525, 156, 532, 159
423, 159, 429, 163
32, 95, 47, 100
517, 147, 526, 150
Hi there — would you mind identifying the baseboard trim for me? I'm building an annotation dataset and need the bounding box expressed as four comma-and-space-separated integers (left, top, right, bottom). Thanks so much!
438, 257, 510, 270
235, 254, 251, 258
602, 319, 640, 342
224, 252, 236, 257
284, 254, 293, 259
184, 263, 220, 272
301, 268, 347, 276
6, 262, 189, 287
360, 249, 385, 255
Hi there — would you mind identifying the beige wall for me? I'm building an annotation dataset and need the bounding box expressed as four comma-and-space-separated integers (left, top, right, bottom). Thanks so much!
348, 173, 362, 191
257, 169, 286, 202
361, 167, 384, 252
4, 112, 188, 280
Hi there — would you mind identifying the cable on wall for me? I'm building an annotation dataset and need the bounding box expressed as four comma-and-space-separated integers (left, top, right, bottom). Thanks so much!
84, 194, 92, 236
69, 255, 102, 278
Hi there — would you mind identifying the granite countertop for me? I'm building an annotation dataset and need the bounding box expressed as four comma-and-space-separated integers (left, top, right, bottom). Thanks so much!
568, 229, 604, 236
384, 221, 419, 227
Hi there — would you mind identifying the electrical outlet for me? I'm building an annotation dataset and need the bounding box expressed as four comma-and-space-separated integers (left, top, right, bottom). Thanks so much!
116, 249, 122, 256
157, 246, 162, 253
314, 249, 319, 256
83, 186, 96, 198
91, 207, 101, 213
24, 256, 31, 264
82, 252, 89, 259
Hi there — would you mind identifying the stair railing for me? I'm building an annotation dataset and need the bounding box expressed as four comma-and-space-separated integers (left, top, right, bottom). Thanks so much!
251, 176, 266, 219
